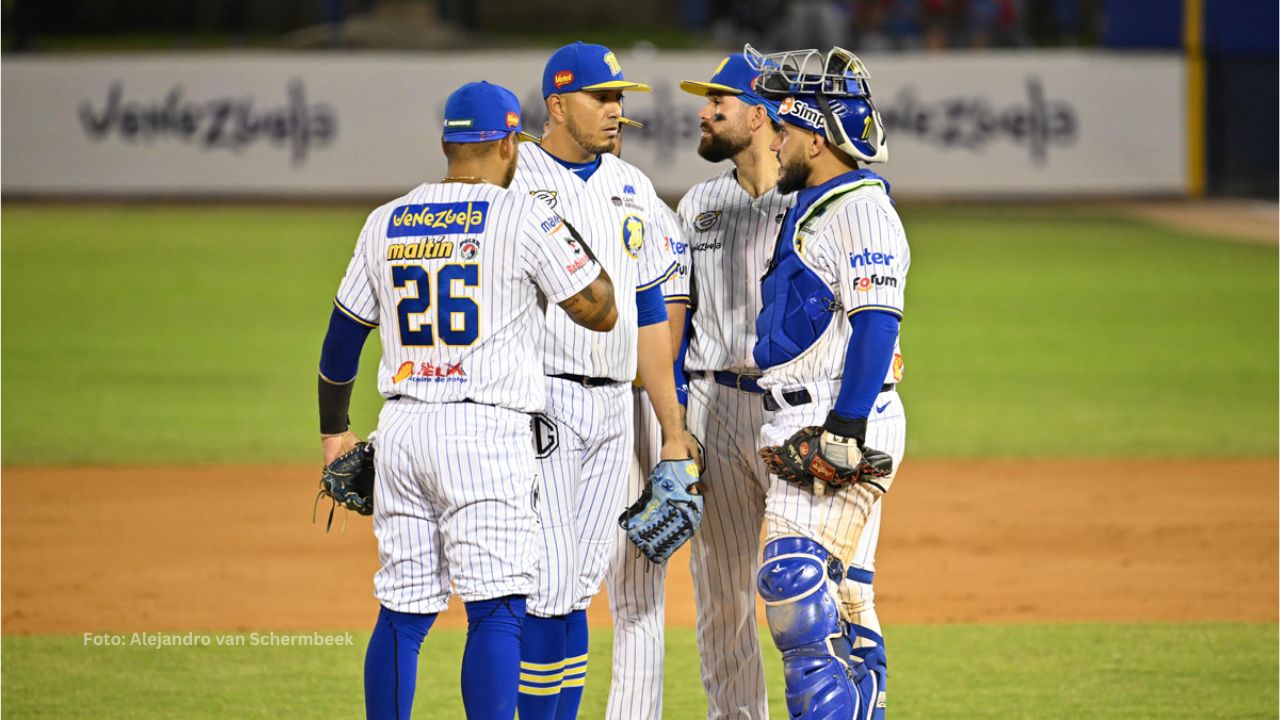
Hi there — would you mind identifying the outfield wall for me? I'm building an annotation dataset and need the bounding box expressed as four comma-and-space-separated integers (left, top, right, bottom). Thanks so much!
2, 50, 1185, 199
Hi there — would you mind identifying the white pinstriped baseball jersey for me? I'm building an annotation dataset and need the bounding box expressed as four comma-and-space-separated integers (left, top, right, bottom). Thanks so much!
758, 179, 908, 392
654, 201, 691, 302
333, 181, 600, 412
677, 169, 794, 373
511, 143, 677, 381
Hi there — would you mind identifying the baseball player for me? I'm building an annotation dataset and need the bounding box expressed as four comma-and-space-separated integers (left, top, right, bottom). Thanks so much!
603, 116, 692, 720
603, 53, 793, 720
509, 42, 696, 720
747, 45, 906, 720
316, 81, 618, 720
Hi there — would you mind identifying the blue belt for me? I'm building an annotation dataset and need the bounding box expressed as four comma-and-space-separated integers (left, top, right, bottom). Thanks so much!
692, 370, 764, 395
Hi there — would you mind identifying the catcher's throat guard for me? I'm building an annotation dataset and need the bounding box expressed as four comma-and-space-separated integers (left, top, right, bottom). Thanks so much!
744, 43, 888, 164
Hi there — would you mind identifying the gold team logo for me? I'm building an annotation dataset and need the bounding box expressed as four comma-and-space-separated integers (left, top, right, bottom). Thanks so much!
692, 210, 721, 232
603, 52, 622, 76
891, 353, 905, 382
620, 215, 644, 258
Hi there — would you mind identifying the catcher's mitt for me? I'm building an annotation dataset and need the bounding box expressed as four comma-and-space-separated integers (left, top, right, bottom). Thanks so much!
618, 459, 705, 565
314, 442, 376, 531
759, 426, 893, 494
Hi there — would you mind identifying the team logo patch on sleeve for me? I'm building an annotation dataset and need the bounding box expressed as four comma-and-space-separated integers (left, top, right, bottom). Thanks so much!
388, 202, 488, 237
620, 215, 645, 258
692, 210, 722, 232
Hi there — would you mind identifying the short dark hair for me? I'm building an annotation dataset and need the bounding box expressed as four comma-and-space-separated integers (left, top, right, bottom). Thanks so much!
442, 138, 500, 162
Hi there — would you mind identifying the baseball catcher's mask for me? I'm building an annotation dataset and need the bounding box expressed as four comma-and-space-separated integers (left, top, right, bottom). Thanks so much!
744, 44, 888, 164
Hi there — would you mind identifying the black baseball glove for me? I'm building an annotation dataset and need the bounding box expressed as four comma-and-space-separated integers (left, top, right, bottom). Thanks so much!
759, 426, 893, 493
619, 459, 705, 565
314, 442, 376, 531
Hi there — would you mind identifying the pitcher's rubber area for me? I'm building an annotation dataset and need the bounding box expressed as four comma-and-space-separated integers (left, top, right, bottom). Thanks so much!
3, 459, 1275, 634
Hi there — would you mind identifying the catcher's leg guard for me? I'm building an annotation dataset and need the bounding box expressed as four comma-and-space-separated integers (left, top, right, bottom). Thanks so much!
757, 537, 882, 720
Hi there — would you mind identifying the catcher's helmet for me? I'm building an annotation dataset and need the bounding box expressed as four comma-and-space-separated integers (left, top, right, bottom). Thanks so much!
744, 44, 888, 164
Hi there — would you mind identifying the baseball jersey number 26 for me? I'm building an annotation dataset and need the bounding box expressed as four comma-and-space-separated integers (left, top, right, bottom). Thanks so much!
391, 264, 480, 347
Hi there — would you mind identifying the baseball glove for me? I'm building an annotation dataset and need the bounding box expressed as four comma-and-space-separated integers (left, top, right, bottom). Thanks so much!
618, 459, 705, 565
759, 426, 893, 494
313, 442, 376, 531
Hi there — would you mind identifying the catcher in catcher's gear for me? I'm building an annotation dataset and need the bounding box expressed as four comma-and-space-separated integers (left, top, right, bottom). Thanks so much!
746, 42, 908, 720
618, 458, 704, 565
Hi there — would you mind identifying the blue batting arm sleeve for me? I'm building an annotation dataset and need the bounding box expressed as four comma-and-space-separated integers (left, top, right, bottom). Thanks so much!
636, 283, 669, 327
825, 310, 900, 443
319, 305, 375, 383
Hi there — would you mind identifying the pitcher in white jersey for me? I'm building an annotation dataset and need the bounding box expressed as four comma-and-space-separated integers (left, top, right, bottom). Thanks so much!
747, 46, 906, 720
603, 116, 694, 720
316, 81, 617, 720
509, 41, 698, 720
603, 52, 793, 720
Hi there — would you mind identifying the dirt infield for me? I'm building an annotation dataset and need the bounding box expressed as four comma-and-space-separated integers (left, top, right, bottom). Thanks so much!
1119, 199, 1277, 245
3, 459, 1275, 635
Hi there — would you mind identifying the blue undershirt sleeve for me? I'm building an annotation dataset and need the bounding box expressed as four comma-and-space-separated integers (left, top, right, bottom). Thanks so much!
319, 305, 375, 383
672, 302, 692, 407
828, 310, 899, 437
635, 283, 669, 327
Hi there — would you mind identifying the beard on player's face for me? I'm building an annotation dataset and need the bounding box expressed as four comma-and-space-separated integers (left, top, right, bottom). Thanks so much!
697, 124, 750, 163
565, 107, 615, 156
502, 151, 518, 188
776, 150, 811, 195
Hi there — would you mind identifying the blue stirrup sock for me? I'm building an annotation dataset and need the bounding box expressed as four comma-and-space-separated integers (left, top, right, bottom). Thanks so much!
364, 605, 437, 720
461, 596, 527, 720
518, 613, 568, 720
555, 609, 590, 720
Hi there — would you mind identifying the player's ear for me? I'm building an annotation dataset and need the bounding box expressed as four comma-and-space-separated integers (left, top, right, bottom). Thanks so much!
748, 104, 766, 133
546, 95, 566, 124
809, 131, 825, 159
498, 133, 516, 159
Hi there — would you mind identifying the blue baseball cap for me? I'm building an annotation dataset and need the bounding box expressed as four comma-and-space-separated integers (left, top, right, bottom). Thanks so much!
680, 54, 781, 122
542, 41, 652, 98
443, 81, 539, 144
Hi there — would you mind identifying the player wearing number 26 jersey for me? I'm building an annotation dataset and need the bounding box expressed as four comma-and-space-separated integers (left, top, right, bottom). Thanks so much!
316, 81, 615, 720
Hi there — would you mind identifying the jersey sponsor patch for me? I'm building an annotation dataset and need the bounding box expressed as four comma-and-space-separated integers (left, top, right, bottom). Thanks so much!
393, 360, 468, 383
849, 248, 896, 268
386, 239, 454, 261
854, 274, 898, 291
387, 201, 488, 238
692, 210, 722, 232
620, 214, 645, 258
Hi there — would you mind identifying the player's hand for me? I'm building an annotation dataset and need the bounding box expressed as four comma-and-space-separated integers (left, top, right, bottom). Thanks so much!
660, 430, 703, 471
321, 430, 362, 466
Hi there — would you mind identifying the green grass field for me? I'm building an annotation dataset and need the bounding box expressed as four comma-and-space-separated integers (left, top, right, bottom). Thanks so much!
4, 624, 1276, 719
2, 205, 1276, 464
2, 204, 1276, 718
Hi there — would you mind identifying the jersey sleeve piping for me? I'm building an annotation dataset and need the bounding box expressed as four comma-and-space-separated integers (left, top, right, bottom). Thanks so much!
334, 298, 378, 327
636, 260, 678, 291
847, 305, 903, 319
